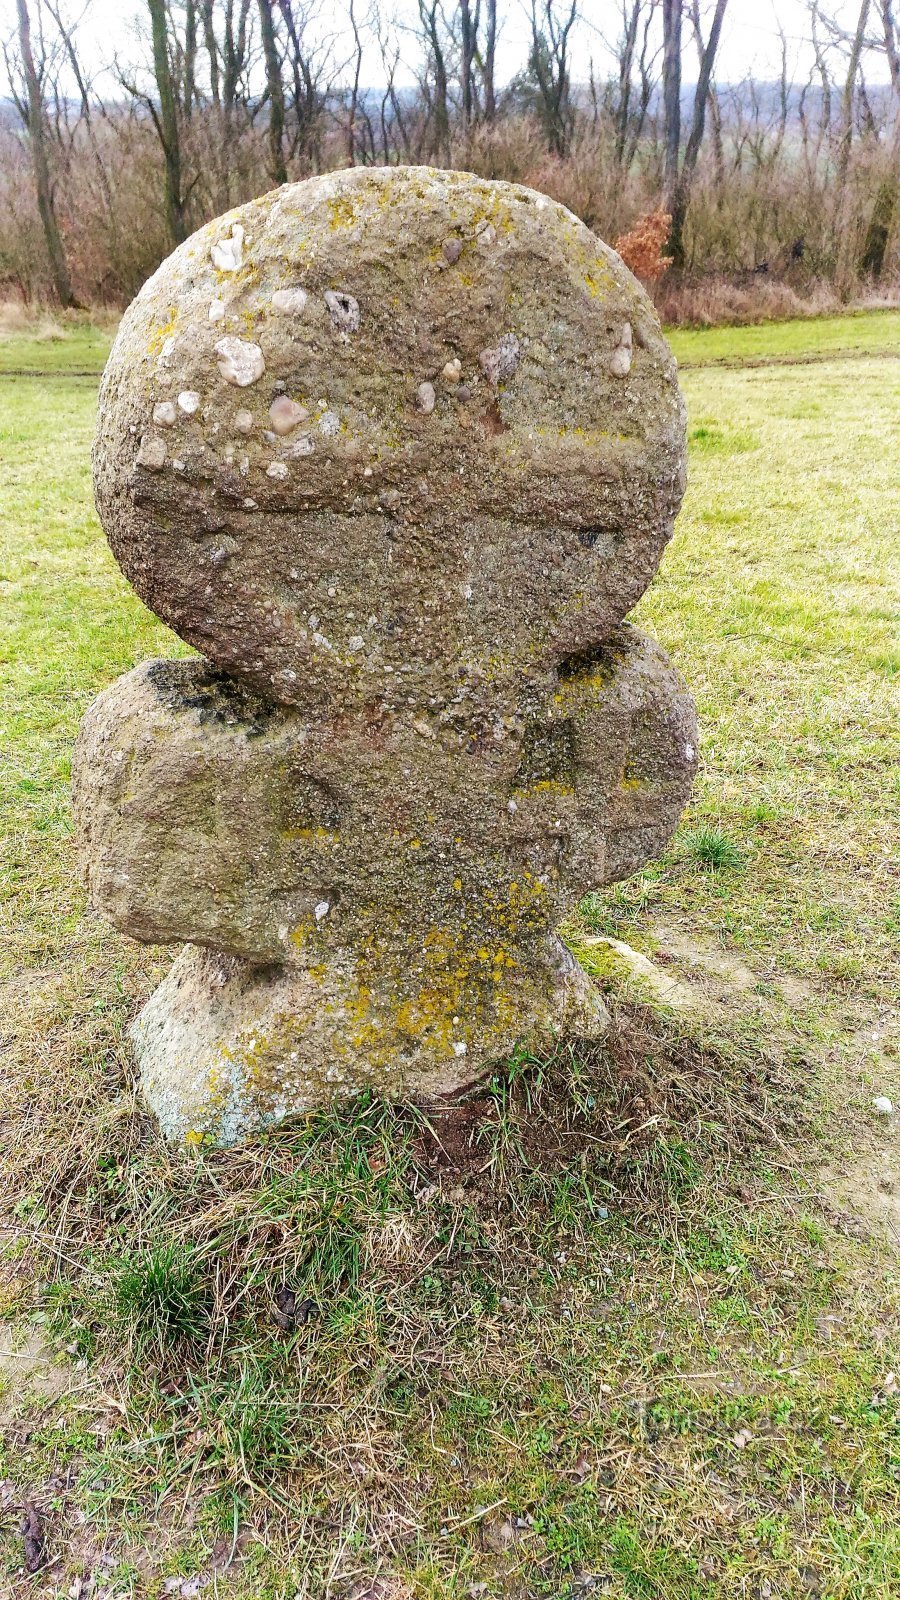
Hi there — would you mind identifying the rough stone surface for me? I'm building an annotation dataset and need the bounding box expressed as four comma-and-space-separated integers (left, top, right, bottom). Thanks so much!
73, 627, 697, 967
93, 166, 685, 714
133, 939, 606, 1144
77, 166, 698, 1145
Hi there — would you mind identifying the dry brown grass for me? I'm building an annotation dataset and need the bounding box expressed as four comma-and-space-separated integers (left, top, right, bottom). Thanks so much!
654, 274, 900, 328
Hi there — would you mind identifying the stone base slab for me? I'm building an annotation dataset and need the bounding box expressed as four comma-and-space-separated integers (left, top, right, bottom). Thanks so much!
133, 937, 609, 1145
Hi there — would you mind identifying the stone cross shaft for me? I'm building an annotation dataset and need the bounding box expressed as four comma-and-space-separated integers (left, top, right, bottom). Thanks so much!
73, 168, 698, 1145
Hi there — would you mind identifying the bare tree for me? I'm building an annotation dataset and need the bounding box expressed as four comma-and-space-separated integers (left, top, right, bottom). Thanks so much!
344, 0, 365, 163
603, 0, 660, 173
279, 0, 330, 171
139, 0, 193, 244
417, 0, 452, 163
526, 0, 578, 157
458, 0, 480, 133
665, 0, 729, 267
860, 0, 900, 273
8, 0, 77, 304
200, 0, 254, 208
257, 0, 287, 181
483, 0, 497, 120
835, 0, 871, 201
661, 0, 681, 205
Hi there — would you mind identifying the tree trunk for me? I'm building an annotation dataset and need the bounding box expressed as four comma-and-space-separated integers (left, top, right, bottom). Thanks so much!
661, 0, 682, 210
346, 0, 364, 164
459, 0, 477, 134
669, 0, 728, 268
147, 0, 189, 244
483, 0, 497, 121
15, 0, 76, 306
257, 0, 287, 184
835, 0, 871, 203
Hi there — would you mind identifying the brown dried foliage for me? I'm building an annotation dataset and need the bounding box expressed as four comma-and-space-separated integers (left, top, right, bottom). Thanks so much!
614, 210, 673, 282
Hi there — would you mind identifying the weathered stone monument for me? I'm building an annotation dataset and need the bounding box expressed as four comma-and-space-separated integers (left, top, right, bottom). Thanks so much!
73, 167, 698, 1145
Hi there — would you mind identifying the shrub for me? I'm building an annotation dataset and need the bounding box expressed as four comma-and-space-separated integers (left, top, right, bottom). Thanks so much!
614, 210, 673, 282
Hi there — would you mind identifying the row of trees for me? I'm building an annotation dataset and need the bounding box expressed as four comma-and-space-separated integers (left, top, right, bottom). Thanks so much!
2, 0, 898, 309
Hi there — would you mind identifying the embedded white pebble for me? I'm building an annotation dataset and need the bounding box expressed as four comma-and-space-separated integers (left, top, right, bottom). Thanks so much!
171, 458, 185, 472
442, 358, 462, 384
156, 334, 179, 368
266, 460, 289, 480
214, 337, 265, 387
136, 435, 166, 470
453, 1041, 468, 1057
271, 286, 308, 315
347, 634, 364, 651
416, 381, 436, 415
315, 901, 330, 921
475, 220, 497, 248
152, 400, 177, 427
208, 298, 226, 323
178, 390, 201, 414
211, 224, 244, 272
242, 497, 258, 508
610, 322, 633, 378
269, 396, 309, 435
318, 410, 340, 435
874, 1096, 894, 1115
234, 409, 254, 434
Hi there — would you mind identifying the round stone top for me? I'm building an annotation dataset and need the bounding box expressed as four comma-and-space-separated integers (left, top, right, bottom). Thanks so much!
94, 166, 686, 710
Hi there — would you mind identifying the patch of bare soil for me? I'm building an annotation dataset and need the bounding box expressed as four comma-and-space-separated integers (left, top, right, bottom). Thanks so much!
820, 1131, 900, 1254
650, 923, 818, 1010
0, 1322, 71, 1424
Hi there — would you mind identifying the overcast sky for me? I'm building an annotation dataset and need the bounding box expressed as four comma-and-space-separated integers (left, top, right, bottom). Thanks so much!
12, 0, 894, 94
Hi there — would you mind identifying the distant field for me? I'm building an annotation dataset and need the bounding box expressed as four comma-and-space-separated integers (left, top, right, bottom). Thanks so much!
668, 307, 900, 367
0, 314, 898, 1598
0, 318, 115, 376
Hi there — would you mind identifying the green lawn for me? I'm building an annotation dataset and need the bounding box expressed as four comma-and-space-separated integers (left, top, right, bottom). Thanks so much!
0, 315, 898, 1598
667, 307, 900, 366
0, 316, 116, 375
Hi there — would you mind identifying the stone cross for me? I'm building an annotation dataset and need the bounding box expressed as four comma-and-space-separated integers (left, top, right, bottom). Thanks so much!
73, 168, 698, 1146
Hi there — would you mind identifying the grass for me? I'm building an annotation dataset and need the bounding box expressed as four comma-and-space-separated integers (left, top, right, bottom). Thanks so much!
0, 306, 116, 375
666, 307, 900, 367
1, 311, 898, 1597
682, 826, 745, 873
114, 1245, 210, 1353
